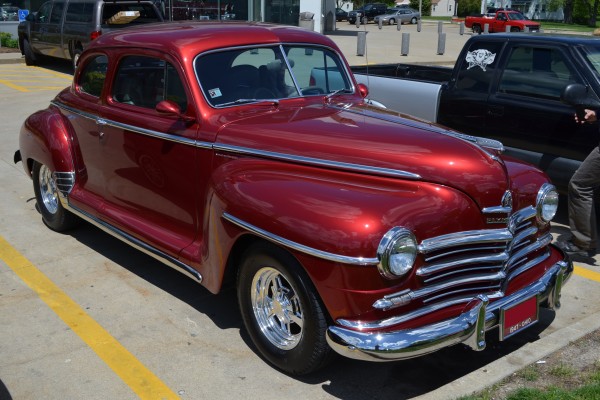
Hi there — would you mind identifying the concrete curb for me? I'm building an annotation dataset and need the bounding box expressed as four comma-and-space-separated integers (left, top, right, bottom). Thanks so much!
0, 52, 23, 64
417, 312, 600, 399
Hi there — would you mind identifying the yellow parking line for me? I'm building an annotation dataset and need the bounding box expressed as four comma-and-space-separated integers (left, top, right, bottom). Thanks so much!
574, 264, 600, 282
0, 79, 29, 92
0, 235, 179, 400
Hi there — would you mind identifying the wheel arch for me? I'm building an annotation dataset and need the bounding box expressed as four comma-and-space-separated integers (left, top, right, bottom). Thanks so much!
18, 107, 77, 178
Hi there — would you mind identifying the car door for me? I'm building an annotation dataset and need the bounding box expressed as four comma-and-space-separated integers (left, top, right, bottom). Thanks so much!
41, 0, 66, 58
486, 43, 597, 190
97, 53, 203, 257
29, 1, 53, 54
438, 40, 505, 137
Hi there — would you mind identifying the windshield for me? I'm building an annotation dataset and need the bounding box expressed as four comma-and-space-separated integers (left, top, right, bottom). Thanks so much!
579, 43, 600, 76
195, 45, 353, 107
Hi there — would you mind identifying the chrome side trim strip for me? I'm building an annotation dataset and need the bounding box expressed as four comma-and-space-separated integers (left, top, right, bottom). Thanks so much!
222, 212, 379, 266
51, 100, 205, 148
65, 203, 203, 283
214, 143, 422, 180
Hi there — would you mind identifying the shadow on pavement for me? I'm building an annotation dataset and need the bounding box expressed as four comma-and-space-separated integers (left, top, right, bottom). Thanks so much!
61, 216, 562, 399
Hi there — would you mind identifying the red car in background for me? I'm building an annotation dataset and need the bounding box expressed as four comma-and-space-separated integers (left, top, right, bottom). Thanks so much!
15, 21, 571, 375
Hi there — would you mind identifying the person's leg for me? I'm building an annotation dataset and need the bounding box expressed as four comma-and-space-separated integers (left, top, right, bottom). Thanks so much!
567, 146, 600, 252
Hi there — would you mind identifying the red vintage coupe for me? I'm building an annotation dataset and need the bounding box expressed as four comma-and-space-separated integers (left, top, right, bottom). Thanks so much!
15, 21, 571, 375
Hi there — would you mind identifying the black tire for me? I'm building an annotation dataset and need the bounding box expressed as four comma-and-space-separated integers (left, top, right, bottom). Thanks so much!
473, 25, 482, 34
510, 26, 520, 32
23, 38, 37, 66
237, 242, 332, 375
389, 18, 395, 25
72, 48, 83, 71
32, 161, 79, 232
411, 17, 417, 24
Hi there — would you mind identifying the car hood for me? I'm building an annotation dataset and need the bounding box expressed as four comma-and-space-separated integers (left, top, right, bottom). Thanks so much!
215, 101, 509, 210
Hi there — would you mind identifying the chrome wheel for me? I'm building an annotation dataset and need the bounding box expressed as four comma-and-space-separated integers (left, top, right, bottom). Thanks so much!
38, 164, 59, 215
251, 267, 303, 350
237, 242, 332, 374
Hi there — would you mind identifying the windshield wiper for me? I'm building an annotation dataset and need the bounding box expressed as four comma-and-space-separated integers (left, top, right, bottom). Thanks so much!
217, 98, 279, 107
325, 88, 354, 102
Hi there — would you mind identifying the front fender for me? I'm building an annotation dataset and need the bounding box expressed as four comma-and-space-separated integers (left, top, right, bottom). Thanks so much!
19, 105, 76, 177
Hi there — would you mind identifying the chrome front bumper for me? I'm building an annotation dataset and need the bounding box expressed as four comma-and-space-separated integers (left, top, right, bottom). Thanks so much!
326, 259, 572, 362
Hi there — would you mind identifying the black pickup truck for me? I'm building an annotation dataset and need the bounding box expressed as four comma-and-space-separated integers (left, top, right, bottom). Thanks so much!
352, 34, 600, 193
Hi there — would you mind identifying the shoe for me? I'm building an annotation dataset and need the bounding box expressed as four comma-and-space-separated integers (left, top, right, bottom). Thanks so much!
556, 240, 596, 258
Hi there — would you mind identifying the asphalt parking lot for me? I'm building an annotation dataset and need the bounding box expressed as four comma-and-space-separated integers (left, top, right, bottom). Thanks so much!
1, 24, 600, 400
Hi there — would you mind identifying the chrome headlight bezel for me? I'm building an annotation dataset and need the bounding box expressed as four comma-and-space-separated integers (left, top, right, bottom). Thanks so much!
377, 227, 417, 279
536, 183, 559, 223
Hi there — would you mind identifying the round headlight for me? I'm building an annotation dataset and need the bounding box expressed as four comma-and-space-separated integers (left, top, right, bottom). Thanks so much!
377, 227, 417, 279
536, 183, 559, 223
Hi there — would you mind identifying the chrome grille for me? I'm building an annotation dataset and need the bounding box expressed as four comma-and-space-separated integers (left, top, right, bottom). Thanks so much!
52, 171, 75, 197
415, 206, 551, 304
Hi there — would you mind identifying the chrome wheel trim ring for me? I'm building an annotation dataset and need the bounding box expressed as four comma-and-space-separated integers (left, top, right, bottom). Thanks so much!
251, 267, 304, 350
39, 164, 59, 214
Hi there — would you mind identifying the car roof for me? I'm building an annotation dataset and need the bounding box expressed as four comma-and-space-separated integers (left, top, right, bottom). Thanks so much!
88, 21, 340, 59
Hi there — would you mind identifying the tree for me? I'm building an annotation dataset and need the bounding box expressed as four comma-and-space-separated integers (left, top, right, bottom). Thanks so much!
456, 0, 480, 16
409, 0, 432, 16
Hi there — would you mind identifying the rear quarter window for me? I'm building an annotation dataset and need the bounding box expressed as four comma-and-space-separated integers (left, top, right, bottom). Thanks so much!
79, 54, 108, 97
65, 2, 94, 23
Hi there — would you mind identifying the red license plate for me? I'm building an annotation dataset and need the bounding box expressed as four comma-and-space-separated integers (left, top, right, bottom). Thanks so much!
500, 296, 539, 340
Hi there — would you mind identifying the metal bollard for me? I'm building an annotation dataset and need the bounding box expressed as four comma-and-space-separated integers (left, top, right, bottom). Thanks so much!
459, 22, 465, 35
438, 21, 443, 33
484, 23, 489, 34
437, 32, 446, 55
524, 26, 529, 32
417, 20, 422, 32
355, 17, 360, 28
363, 16, 368, 25
378, 17, 382, 29
505, 25, 511, 32
397, 19, 401, 31
357, 31, 367, 56
401, 33, 410, 56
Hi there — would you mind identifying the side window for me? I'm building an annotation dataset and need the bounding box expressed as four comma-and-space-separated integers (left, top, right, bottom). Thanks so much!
285, 46, 350, 94
49, 1, 64, 23
79, 55, 108, 97
455, 41, 503, 93
498, 46, 580, 100
35, 2, 52, 23
66, 2, 93, 23
112, 55, 188, 111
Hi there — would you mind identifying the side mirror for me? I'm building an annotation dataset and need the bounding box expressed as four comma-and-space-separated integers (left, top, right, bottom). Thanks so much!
561, 83, 600, 109
561, 83, 600, 120
357, 83, 369, 98
156, 100, 195, 123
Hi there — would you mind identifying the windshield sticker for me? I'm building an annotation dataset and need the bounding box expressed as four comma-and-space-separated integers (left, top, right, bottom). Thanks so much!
466, 49, 496, 71
208, 88, 222, 98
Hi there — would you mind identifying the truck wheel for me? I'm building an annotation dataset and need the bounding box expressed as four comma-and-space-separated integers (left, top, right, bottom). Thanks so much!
32, 161, 79, 232
237, 242, 332, 375
23, 38, 38, 66
473, 25, 482, 34
510, 26, 520, 32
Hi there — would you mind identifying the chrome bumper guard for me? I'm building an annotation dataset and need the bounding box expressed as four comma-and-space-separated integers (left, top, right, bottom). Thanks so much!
326, 259, 572, 362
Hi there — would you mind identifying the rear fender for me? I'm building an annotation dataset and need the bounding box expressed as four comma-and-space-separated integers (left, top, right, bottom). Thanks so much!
19, 106, 76, 177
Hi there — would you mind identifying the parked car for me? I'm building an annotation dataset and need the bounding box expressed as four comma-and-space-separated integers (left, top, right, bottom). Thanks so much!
465, 10, 540, 33
351, 33, 599, 193
335, 7, 347, 21
0, 5, 19, 21
15, 21, 571, 375
347, 2, 387, 24
18, 0, 164, 70
374, 8, 420, 25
